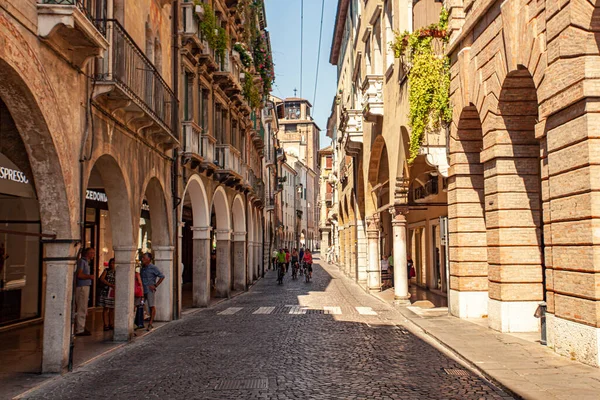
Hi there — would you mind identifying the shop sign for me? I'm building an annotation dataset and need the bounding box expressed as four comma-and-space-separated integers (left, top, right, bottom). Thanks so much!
86, 190, 108, 202
0, 166, 29, 184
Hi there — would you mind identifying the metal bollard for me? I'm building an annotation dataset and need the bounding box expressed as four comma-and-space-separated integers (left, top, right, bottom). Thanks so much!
534, 302, 547, 346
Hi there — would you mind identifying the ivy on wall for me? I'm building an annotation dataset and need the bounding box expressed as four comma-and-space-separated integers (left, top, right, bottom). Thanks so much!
196, 2, 228, 63
243, 73, 261, 109
392, 8, 452, 163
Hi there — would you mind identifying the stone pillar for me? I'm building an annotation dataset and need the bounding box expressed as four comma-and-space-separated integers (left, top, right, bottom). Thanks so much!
366, 216, 381, 292
255, 242, 261, 279
390, 206, 410, 304
233, 231, 246, 291
153, 245, 174, 321
345, 227, 351, 276
113, 246, 136, 341
338, 226, 346, 272
321, 230, 330, 261
191, 226, 211, 307
349, 223, 357, 280
357, 219, 368, 285
247, 240, 254, 286
177, 222, 185, 313
42, 242, 78, 373
215, 230, 231, 298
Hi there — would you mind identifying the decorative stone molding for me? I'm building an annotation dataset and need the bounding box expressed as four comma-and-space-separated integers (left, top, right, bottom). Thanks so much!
340, 109, 363, 157
216, 229, 232, 241
420, 145, 449, 178
361, 75, 384, 122
191, 226, 212, 240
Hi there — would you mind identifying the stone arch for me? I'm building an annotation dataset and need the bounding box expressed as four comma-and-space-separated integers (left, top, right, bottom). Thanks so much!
211, 185, 231, 231
366, 135, 389, 215
231, 195, 246, 291
247, 202, 254, 285
0, 51, 73, 239
448, 105, 488, 319
181, 174, 209, 228
180, 175, 210, 308
484, 67, 543, 333
141, 176, 173, 320
211, 186, 231, 297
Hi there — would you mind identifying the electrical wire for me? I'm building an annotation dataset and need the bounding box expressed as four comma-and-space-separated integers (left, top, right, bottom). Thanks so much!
300, 0, 304, 98
313, 0, 325, 107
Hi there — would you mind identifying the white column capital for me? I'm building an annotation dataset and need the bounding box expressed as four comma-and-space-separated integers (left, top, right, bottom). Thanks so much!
233, 231, 246, 242
216, 229, 232, 241
191, 226, 212, 240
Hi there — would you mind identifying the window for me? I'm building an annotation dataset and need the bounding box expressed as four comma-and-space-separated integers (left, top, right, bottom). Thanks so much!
285, 102, 302, 119
326, 156, 332, 169
373, 17, 382, 74
199, 87, 209, 131
284, 124, 297, 133
215, 103, 223, 143
183, 73, 193, 121
384, 0, 394, 70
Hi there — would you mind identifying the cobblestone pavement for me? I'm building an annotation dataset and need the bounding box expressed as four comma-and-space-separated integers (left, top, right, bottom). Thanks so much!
26, 260, 513, 400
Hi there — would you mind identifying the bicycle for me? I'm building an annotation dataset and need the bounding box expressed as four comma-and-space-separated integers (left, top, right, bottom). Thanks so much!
291, 262, 298, 280
277, 263, 285, 285
303, 261, 311, 283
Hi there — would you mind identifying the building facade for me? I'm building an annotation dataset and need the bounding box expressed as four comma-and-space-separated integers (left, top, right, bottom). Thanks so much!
273, 96, 320, 251
0, 0, 273, 374
325, 0, 600, 368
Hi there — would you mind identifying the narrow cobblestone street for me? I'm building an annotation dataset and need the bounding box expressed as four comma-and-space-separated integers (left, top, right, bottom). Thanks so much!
26, 259, 513, 400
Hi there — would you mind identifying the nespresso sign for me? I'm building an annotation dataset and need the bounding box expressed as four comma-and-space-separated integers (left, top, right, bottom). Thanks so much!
0, 166, 29, 184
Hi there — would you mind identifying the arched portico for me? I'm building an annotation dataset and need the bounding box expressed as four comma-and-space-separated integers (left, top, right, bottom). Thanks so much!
211, 186, 231, 297
247, 201, 254, 286
232, 194, 246, 291
85, 154, 136, 342
141, 177, 173, 321
181, 175, 211, 307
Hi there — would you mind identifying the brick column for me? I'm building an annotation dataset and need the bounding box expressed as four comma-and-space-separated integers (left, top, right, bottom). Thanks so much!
366, 216, 381, 292
191, 226, 211, 307
113, 246, 136, 341
448, 107, 489, 319
233, 232, 246, 291
215, 230, 231, 298
42, 241, 78, 373
390, 206, 410, 303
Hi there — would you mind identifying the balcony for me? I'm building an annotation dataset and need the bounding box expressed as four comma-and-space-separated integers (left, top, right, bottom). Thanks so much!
266, 195, 275, 212
361, 75, 384, 122
420, 127, 450, 178
215, 144, 244, 185
340, 109, 363, 157
181, 2, 203, 56
214, 49, 243, 96
37, 0, 109, 67
94, 20, 178, 149
182, 121, 217, 173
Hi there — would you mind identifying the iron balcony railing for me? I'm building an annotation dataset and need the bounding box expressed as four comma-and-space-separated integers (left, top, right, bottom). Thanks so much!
42, 0, 107, 35
98, 20, 176, 137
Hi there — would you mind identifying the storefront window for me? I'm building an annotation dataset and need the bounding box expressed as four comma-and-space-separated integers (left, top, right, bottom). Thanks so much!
0, 153, 41, 326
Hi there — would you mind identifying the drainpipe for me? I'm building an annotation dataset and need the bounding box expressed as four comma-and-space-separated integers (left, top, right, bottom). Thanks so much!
171, 0, 181, 320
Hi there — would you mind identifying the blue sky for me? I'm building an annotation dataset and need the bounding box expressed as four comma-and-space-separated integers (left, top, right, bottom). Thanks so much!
265, 0, 338, 149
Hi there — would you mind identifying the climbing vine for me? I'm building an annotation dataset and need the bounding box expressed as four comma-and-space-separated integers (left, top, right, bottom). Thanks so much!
198, 2, 217, 48
216, 26, 229, 64
391, 8, 452, 163
234, 42, 253, 68
243, 73, 261, 109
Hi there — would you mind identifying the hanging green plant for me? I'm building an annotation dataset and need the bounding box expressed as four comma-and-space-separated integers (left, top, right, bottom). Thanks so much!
243, 73, 261, 109
216, 26, 229, 63
391, 8, 452, 163
199, 2, 217, 49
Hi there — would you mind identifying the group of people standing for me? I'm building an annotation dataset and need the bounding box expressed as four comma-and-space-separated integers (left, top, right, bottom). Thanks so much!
74, 248, 165, 337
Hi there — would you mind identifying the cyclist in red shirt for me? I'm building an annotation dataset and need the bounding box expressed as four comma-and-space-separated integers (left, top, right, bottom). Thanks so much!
303, 249, 313, 280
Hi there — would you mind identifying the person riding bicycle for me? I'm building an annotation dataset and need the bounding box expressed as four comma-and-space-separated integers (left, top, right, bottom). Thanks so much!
276, 249, 286, 284
303, 249, 313, 280
291, 248, 299, 278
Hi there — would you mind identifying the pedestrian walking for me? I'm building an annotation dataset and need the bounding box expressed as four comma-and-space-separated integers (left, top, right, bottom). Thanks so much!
98, 258, 116, 331
134, 266, 145, 329
140, 252, 165, 331
75, 247, 95, 336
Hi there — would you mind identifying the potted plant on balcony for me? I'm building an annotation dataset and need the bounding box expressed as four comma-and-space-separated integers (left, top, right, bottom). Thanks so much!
391, 8, 451, 163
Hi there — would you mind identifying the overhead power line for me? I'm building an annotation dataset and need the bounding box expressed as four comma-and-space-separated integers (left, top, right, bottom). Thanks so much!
313, 0, 325, 107
300, 0, 304, 98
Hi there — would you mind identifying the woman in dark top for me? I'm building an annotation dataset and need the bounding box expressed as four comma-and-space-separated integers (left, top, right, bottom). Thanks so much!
98, 258, 116, 331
